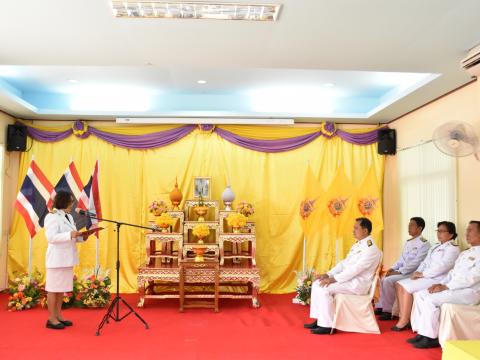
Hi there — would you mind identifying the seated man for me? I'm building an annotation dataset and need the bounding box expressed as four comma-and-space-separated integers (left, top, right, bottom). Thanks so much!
409, 220, 480, 349
376, 217, 430, 320
304, 217, 382, 334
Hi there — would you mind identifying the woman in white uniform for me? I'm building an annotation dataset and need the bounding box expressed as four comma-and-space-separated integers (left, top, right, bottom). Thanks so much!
44, 191, 87, 330
391, 221, 460, 331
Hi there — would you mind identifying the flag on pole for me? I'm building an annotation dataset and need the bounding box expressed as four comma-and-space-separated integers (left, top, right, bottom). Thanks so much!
351, 166, 383, 235
78, 160, 102, 231
15, 160, 55, 237
55, 160, 87, 229
299, 164, 325, 236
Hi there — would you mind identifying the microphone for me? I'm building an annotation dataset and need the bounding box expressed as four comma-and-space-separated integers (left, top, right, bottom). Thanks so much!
75, 208, 95, 216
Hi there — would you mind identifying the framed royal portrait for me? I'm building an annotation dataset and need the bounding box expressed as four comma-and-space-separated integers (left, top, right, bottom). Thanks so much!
193, 177, 211, 199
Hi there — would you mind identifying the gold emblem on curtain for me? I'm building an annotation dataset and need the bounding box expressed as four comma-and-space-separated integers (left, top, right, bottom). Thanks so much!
327, 197, 348, 217
357, 197, 378, 216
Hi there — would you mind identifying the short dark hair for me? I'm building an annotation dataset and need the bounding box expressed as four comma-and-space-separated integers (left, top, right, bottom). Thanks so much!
356, 217, 372, 234
437, 221, 457, 240
53, 191, 74, 210
410, 217, 425, 231
469, 221, 480, 232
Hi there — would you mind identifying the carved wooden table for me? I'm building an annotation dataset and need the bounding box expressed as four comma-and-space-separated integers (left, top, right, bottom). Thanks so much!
179, 259, 219, 312
137, 259, 260, 308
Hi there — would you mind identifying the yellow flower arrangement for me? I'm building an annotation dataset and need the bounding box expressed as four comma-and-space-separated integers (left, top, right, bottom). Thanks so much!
192, 224, 210, 239
227, 213, 247, 228
155, 212, 175, 228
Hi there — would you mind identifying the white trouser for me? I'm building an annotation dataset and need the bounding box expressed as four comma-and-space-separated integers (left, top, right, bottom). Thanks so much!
309, 279, 359, 328
376, 273, 410, 312
411, 288, 480, 339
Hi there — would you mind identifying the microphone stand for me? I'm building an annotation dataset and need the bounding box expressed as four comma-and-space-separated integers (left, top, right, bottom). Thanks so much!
80, 212, 153, 335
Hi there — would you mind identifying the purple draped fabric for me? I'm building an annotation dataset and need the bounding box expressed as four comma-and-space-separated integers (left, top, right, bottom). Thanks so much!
88, 125, 196, 149
27, 126, 72, 142
22, 121, 380, 152
336, 129, 379, 145
214, 127, 322, 153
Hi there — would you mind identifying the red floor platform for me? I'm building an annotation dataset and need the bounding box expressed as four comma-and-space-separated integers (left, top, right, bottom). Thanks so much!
0, 292, 441, 360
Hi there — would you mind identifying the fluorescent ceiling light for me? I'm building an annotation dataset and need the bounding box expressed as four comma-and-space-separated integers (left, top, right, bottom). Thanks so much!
110, 1, 281, 21
116, 117, 294, 125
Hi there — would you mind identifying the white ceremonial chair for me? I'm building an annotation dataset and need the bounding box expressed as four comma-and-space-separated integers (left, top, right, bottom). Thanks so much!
330, 261, 383, 334
439, 303, 480, 347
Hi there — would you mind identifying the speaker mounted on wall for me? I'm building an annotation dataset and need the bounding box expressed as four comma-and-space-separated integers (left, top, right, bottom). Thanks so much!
6, 124, 28, 152
377, 128, 396, 155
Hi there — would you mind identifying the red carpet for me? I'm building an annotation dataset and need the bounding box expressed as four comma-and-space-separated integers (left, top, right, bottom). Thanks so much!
0, 293, 441, 360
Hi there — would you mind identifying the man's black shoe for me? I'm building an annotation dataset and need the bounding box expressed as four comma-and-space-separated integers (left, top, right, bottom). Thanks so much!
310, 326, 335, 335
378, 312, 392, 321
303, 320, 318, 329
413, 337, 440, 349
407, 334, 424, 344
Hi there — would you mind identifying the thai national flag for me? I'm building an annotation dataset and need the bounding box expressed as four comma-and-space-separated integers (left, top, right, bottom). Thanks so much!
55, 161, 87, 229
15, 160, 55, 237
78, 160, 102, 232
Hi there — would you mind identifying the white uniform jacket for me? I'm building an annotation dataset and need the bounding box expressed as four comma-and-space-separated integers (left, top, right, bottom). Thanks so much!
327, 236, 382, 294
391, 235, 430, 275
44, 210, 85, 268
416, 240, 460, 279
441, 246, 480, 293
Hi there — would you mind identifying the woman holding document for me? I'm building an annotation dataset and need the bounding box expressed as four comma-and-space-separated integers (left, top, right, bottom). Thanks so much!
44, 190, 89, 330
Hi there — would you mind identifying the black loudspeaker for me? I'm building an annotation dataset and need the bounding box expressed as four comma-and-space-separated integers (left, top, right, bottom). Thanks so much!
377, 128, 396, 155
6, 124, 27, 151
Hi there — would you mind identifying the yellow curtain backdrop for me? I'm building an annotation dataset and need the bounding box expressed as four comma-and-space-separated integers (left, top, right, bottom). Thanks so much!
8, 126, 384, 293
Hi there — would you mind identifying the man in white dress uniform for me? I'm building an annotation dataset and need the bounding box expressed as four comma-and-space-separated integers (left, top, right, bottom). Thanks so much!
376, 217, 430, 320
304, 217, 382, 334
409, 220, 480, 348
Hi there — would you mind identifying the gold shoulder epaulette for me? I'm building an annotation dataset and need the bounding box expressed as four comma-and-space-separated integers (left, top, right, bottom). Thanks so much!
421, 237, 427, 242
367, 239, 373, 247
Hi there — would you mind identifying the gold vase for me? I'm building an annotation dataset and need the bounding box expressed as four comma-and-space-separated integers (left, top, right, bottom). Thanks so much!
169, 178, 183, 210
232, 226, 241, 234
194, 239, 206, 262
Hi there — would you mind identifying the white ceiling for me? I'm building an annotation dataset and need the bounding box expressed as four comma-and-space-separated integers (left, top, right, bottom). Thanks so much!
0, 0, 478, 123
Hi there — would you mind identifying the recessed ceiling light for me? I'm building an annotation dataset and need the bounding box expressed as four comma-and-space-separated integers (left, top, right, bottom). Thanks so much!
110, 1, 282, 21
197, 80, 207, 84
68, 79, 79, 83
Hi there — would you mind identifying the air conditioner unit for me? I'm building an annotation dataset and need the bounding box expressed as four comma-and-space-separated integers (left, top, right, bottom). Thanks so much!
461, 44, 480, 77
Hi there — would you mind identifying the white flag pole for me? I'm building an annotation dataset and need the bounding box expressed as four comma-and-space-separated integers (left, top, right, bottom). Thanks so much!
95, 238, 99, 271
28, 236, 33, 275
95, 160, 100, 272
302, 235, 307, 272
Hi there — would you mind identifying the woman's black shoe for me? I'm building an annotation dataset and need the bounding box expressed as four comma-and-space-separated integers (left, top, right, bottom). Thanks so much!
46, 320, 65, 330
59, 319, 73, 326
407, 334, 424, 344
391, 322, 411, 332
374, 308, 383, 316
